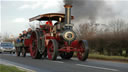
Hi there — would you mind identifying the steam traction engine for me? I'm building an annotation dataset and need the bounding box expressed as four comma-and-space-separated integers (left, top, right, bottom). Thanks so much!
25, 5, 89, 61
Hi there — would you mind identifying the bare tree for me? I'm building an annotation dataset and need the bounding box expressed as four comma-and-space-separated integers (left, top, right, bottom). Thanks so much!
74, 18, 128, 56
2, 33, 13, 42
74, 23, 98, 40
109, 18, 126, 36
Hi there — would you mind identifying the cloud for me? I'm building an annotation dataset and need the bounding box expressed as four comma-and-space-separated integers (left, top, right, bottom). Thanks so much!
1, 0, 36, 1
19, 4, 30, 9
0, 3, 1, 33
13, 18, 27, 23
19, 0, 61, 10
41, 0, 60, 9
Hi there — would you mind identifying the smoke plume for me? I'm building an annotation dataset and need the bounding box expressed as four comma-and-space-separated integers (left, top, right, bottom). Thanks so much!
63, 0, 115, 23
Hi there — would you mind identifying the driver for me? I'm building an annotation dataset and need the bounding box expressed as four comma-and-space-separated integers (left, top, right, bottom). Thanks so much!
46, 20, 53, 26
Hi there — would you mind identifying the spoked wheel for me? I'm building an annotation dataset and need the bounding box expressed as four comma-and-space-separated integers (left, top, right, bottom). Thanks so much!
38, 30, 46, 57
77, 40, 89, 61
30, 31, 42, 59
47, 39, 58, 60
21, 47, 26, 57
16, 47, 21, 56
60, 52, 74, 59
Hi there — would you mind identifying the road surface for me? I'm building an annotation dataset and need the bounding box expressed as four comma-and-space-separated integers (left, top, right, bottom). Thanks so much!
0, 53, 128, 72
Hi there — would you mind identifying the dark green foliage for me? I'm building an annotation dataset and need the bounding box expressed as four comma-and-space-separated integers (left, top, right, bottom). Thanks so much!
74, 18, 128, 57
87, 31, 128, 57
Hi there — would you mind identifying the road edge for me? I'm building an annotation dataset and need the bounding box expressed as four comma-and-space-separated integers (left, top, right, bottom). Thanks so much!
0, 59, 36, 72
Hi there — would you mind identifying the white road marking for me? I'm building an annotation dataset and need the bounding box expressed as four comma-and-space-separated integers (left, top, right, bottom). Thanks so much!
52, 61, 64, 63
12, 65, 35, 72
76, 64, 119, 71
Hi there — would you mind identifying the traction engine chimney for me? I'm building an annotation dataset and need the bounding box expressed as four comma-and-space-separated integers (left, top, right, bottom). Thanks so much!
64, 5, 72, 24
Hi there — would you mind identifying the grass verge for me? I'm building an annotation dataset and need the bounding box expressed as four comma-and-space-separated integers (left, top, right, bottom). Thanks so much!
0, 64, 26, 72
88, 53, 128, 63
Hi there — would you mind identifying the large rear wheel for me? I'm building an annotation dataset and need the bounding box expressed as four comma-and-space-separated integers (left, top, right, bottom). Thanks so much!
47, 39, 58, 60
30, 31, 42, 59
38, 30, 46, 58
77, 40, 89, 61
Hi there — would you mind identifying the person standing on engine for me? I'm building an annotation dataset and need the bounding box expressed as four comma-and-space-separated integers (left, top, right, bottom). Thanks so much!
27, 28, 32, 39
46, 20, 53, 26
21, 30, 27, 43
15, 33, 22, 47
16, 33, 22, 43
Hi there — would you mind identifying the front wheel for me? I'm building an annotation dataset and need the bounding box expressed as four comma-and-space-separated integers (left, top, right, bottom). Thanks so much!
13, 52, 15, 54
47, 39, 58, 60
77, 40, 89, 61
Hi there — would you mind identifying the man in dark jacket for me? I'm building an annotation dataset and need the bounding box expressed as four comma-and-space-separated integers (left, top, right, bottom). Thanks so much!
21, 30, 27, 42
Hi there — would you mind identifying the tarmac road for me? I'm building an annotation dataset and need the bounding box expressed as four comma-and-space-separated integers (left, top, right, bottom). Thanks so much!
0, 53, 128, 72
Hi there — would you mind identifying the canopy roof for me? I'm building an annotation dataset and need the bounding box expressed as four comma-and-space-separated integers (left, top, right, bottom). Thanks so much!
29, 13, 74, 22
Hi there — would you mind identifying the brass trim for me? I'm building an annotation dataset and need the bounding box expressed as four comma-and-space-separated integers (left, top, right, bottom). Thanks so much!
64, 31, 75, 40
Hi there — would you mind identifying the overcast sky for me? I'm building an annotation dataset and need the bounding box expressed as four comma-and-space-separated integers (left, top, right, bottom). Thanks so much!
0, 0, 128, 37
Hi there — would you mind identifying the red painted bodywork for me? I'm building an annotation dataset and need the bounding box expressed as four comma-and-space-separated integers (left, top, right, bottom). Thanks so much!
24, 39, 30, 47
24, 25, 80, 53
58, 40, 80, 52
24, 39, 31, 53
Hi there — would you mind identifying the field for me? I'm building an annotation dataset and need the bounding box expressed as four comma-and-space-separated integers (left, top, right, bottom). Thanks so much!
0, 64, 26, 72
88, 53, 128, 63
